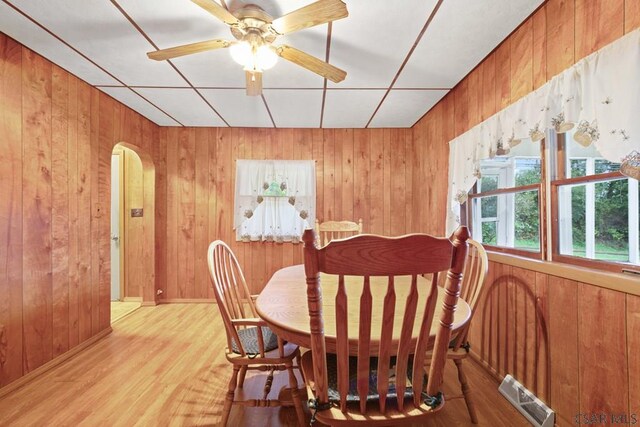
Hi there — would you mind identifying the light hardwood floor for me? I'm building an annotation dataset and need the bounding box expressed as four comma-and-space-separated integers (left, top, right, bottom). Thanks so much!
111, 301, 142, 323
0, 304, 528, 426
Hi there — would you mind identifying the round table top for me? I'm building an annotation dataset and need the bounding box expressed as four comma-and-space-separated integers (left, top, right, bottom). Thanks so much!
256, 264, 471, 354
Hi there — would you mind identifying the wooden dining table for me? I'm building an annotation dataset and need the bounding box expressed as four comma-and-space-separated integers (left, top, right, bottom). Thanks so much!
256, 264, 471, 355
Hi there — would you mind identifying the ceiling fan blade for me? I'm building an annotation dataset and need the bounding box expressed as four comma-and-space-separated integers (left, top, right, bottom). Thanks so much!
147, 39, 231, 61
191, 0, 240, 26
270, 0, 348, 35
246, 70, 263, 96
276, 45, 346, 83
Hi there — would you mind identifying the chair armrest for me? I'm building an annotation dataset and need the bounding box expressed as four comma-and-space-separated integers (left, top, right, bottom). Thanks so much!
230, 318, 268, 327
250, 294, 259, 301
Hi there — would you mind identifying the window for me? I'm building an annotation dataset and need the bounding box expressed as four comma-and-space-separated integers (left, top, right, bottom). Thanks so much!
468, 130, 640, 270
234, 160, 315, 243
469, 138, 544, 257
551, 132, 639, 269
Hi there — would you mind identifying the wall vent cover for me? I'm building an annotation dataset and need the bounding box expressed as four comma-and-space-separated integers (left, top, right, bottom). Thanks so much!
499, 374, 554, 427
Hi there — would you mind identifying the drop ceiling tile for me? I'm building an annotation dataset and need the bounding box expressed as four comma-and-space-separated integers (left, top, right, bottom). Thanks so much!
395, 0, 544, 88
263, 89, 322, 128
134, 88, 226, 127
327, 0, 439, 88
322, 90, 385, 128
98, 87, 179, 126
200, 89, 273, 127
0, 2, 119, 86
369, 90, 448, 128
117, 0, 242, 87
8, 0, 186, 86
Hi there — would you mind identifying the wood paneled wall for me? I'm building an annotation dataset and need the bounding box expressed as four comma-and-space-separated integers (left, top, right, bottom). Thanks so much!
0, 33, 159, 388
410, 1, 640, 426
1, 0, 639, 405
156, 127, 416, 297
468, 264, 640, 427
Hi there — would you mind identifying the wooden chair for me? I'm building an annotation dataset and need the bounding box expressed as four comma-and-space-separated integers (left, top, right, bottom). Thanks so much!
315, 218, 363, 247
207, 240, 306, 426
426, 238, 488, 424
300, 227, 469, 426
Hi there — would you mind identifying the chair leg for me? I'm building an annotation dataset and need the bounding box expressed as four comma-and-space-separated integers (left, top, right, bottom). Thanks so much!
454, 358, 478, 424
295, 351, 305, 382
238, 365, 248, 388
222, 365, 240, 426
286, 361, 306, 427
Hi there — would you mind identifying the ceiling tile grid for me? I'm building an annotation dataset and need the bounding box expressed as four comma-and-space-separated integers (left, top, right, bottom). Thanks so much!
0, 0, 544, 128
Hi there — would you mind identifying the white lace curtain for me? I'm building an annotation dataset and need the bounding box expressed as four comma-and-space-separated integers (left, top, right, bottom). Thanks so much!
447, 29, 640, 234
234, 159, 315, 242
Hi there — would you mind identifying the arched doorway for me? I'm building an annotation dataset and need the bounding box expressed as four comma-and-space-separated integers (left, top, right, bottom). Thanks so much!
110, 142, 156, 323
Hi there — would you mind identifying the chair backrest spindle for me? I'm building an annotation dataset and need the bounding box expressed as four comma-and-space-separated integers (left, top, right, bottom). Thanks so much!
302, 228, 469, 417
208, 241, 259, 357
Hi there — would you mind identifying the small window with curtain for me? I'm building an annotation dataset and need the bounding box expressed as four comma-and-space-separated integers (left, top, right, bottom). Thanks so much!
234, 159, 315, 243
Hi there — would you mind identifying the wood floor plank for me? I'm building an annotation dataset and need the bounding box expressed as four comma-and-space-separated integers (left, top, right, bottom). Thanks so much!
0, 304, 529, 426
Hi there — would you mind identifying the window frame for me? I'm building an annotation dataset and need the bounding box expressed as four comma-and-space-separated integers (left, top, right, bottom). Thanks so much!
467, 139, 547, 260
549, 133, 639, 273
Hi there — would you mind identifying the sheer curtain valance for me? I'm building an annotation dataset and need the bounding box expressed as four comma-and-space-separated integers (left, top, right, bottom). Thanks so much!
235, 159, 315, 242
447, 29, 640, 234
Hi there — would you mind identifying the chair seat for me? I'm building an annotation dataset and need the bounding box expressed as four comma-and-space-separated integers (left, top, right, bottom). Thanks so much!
300, 351, 442, 426
303, 351, 424, 403
231, 326, 279, 355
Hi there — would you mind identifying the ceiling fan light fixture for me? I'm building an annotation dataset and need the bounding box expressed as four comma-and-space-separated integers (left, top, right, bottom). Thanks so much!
256, 45, 278, 70
229, 41, 253, 67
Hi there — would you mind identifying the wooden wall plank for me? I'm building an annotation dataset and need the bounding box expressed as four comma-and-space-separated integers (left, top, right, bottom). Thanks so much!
353, 130, 370, 233
368, 129, 384, 234
194, 128, 209, 299
467, 67, 482, 128
51, 65, 70, 357
206, 128, 218, 299
312, 129, 324, 231
140, 119, 157, 303
340, 129, 354, 224
390, 129, 405, 236
546, 0, 575, 79
76, 81, 92, 341
578, 284, 628, 418
21, 49, 53, 373
281, 128, 295, 268
382, 129, 392, 235
97, 93, 113, 329
495, 39, 511, 109
534, 272, 549, 402
548, 277, 579, 426
89, 89, 100, 333
322, 129, 335, 222
165, 127, 179, 300
177, 129, 195, 298
532, 7, 547, 89
123, 147, 144, 298
67, 76, 79, 349
153, 127, 168, 300
510, 19, 533, 102
575, 0, 624, 60
0, 34, 23, 387
333, 129, 343, 224
626, 0, 640, 32
628, 294, 640, 421
481, 53, 496, 120
453, 80, 469, 137
403, 129, 413, 233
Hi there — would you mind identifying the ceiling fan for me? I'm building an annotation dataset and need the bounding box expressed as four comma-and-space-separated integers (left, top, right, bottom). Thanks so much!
147, 0, 348, 96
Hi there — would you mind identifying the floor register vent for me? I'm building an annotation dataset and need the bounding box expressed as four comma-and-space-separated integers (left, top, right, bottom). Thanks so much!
499, 374, 555, 427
